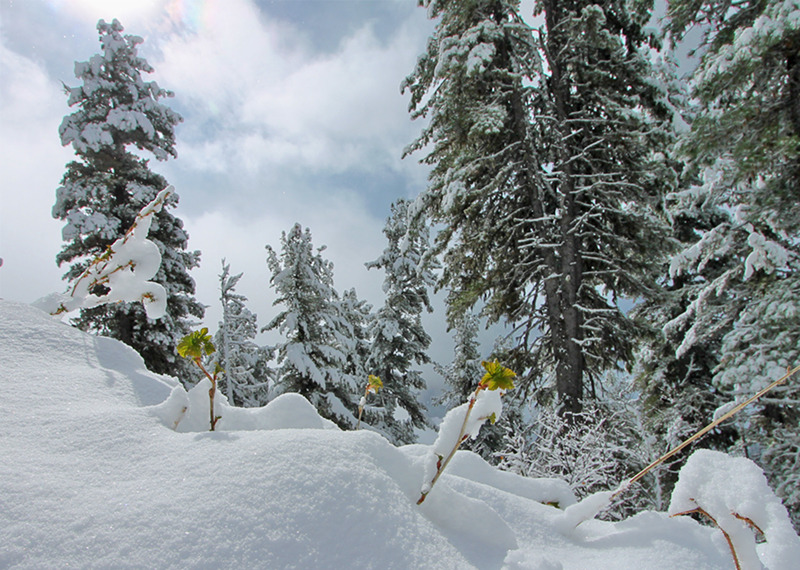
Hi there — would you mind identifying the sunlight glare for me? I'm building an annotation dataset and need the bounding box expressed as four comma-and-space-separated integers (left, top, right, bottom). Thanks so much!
53, 0, 166, 26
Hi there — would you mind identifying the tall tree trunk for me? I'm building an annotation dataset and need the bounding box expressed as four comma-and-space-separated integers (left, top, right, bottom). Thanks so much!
543, 0, 585, 415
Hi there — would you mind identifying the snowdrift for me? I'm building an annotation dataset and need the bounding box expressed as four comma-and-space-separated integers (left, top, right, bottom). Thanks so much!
0, 300, 793, 569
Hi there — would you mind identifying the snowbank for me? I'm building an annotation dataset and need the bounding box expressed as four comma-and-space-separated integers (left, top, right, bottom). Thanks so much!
0, 300, 787, 568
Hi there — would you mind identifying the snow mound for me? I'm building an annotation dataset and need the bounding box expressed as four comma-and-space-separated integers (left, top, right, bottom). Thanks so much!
152, 382, 340, 432
0, 300, 777, 568
670, 449, 800, 570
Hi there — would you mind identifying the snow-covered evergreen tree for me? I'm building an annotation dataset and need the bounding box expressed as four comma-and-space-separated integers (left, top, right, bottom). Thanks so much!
435, 312, 483, 410
403, 0, 676, 414
662, 0, 800, 528
215, 260, 272, 408
338, 288, 373, 393
53, 19, 203, 385
364, 200, 434, 444
265, 224, 358, 428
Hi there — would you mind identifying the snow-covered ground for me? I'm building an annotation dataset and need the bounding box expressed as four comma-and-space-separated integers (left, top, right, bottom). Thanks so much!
1, 300, 796, 569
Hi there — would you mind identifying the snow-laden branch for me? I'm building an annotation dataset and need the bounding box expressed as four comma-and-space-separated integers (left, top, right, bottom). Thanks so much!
50, 186, 173, 320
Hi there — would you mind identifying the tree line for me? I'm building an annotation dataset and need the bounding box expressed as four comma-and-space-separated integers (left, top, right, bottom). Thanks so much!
52, 0, 799, 529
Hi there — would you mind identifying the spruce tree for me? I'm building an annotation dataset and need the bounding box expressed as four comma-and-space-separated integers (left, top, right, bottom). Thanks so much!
365, 199, 434, 444
53, 19, 203, 385
662, 0, 800, 528
265, 224, 358, 428
403, 0, 676, 414
215, 260, 272, 407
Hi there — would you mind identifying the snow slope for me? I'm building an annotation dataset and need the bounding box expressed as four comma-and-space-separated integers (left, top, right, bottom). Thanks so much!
0, 300, 777, 568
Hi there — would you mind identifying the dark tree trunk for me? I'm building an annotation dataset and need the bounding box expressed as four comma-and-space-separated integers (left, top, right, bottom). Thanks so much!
543, 0, 585, 416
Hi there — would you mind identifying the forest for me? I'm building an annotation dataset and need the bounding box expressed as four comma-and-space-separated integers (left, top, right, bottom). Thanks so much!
44, 0, 799, 539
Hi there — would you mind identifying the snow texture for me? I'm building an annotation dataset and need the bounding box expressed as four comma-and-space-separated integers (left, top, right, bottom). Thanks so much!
1, 300, 792, 569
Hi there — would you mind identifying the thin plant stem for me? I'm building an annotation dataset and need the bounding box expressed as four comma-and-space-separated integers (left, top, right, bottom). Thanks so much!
671, 504, 741, 570
612, 364, 800, 501
357, 384, 370, 430
417, 386, 484, 505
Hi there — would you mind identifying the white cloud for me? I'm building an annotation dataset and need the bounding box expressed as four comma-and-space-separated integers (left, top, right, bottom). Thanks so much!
153, 0, 429, 181
0, 41, 74, 303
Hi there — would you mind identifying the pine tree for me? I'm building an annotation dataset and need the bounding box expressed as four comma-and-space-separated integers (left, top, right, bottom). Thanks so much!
265, 224, 358, 428
53, 19, 203, 385
365, 200, 434, 444
662, 0, 800, 528
403, 0, 676, 415
215, 260, 272, 408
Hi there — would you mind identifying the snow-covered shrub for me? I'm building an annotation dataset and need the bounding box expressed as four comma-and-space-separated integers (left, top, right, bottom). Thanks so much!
418, 360, 515, 504
50, 186, 173, 320
498, 404, 644, 507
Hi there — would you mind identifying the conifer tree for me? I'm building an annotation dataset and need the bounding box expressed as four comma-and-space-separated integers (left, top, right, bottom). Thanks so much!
435, 311, 483, 411
662, 0, 800, 528
53, 19, 203, 385
365, 200, 434, 444
403, 0, 676, 414
265, 224, 357, 428
338, 288, 373, 392
215, 260, 272, 407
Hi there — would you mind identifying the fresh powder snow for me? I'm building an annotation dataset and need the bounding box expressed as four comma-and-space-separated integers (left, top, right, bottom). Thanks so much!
1, 300, 797, 569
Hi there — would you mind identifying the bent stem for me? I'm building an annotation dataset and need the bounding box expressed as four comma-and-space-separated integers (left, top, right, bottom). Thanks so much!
671, 503, 741, 570
417, 360, 515, 505
612, 364, 800, 502
192, 357, 221, 431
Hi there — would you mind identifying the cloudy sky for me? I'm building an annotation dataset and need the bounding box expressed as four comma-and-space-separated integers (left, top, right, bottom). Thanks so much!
1, 0, 546, 411
1, 2, 433, 312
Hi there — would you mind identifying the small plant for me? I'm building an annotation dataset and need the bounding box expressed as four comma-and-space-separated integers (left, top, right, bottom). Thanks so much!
178, 328, 223, 431
357, 374, 382, 430
417, 360, 515, 504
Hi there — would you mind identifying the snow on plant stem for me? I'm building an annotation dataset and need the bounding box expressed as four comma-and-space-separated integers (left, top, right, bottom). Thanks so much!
669, 449, 800, 570
52, 186, 173, 320
417, 360, 515, 505
356, 375, 382, 430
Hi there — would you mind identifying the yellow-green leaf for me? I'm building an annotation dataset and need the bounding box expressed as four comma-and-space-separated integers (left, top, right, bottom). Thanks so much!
480, 360, 515, 391
177, 328, 216, 360
368, 374, 383, 393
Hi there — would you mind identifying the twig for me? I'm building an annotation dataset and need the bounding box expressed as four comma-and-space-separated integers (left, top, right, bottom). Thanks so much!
612, 364, 800, 501
671, 502, 741, 570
